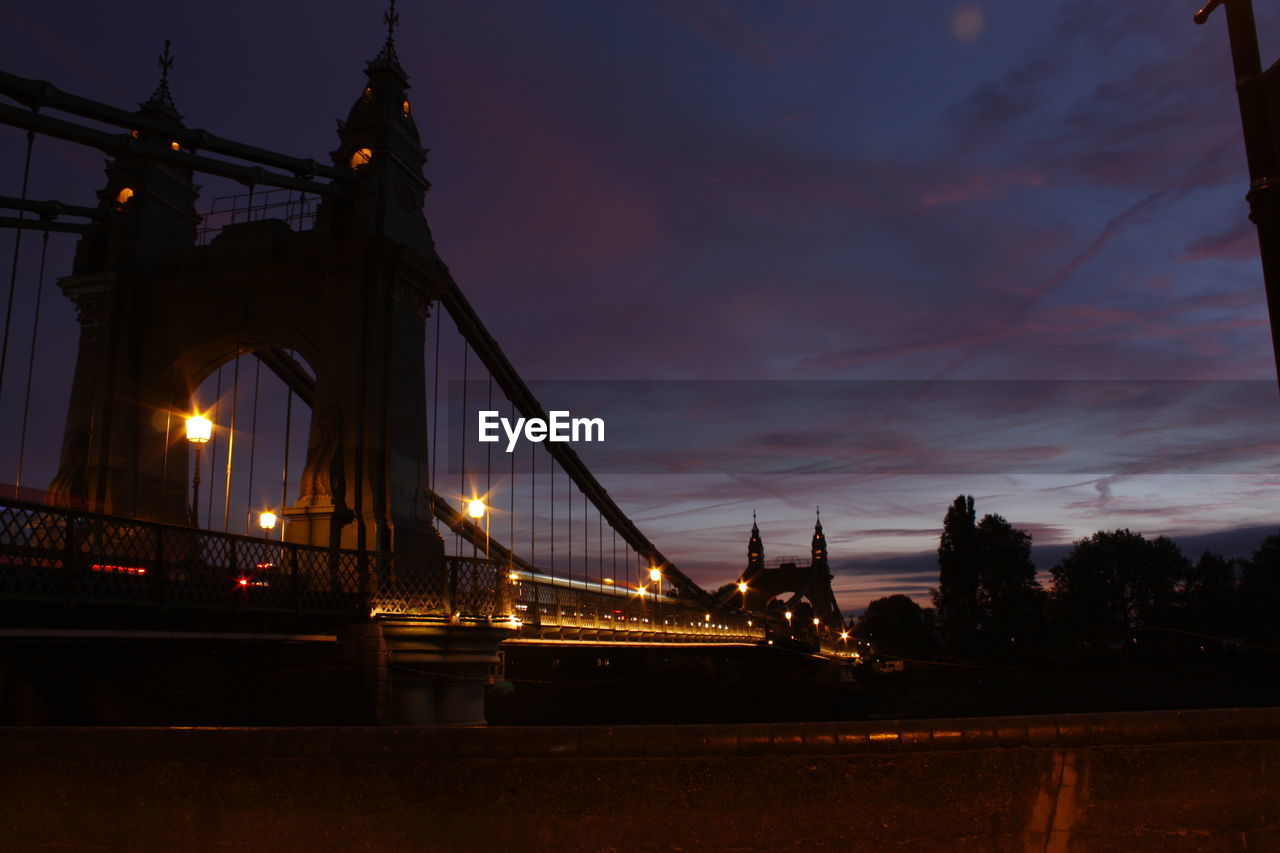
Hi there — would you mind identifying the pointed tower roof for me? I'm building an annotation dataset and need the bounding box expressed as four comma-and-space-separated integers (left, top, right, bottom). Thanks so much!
811, 506, 828, 564
745, 511, 765, 580
138, 39, 182, 123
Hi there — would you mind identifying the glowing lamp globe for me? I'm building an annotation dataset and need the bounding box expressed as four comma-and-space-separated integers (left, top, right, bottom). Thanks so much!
185, 415, 212, 444
467, 499, 486, 519
258, 510, 278, 531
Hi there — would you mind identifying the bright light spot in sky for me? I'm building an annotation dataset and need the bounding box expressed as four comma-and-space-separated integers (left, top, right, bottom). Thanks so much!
951, 5, 985, 43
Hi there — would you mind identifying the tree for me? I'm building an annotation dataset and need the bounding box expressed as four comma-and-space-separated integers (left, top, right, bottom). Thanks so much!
854, 595, 931, 657
1180, 551, 1238, 639
1240, 533, 1280, 641
1050, 529, 1190, 642
974, 513, 1044, 655
933, 495, 979, 653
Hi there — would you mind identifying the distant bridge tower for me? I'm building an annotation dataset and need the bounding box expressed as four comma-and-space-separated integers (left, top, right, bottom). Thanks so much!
51, 27, 444, 556
734, 511, 844, 631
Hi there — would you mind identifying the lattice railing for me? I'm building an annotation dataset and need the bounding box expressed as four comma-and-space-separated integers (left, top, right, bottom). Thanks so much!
0, 498, 506, 620
510, 579, 766, 642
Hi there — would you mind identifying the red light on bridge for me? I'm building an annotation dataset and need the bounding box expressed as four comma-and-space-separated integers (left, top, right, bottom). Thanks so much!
237, 578, 249, 587
91, 564, 147, 575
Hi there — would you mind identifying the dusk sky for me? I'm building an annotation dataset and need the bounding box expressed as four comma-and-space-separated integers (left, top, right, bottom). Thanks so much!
4, 1, 1280, 614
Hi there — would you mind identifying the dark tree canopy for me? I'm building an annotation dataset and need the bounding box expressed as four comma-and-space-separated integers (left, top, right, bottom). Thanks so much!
974, 513, 1044, 654
854, 595, 931, 657
933, 495, 979, 652
1050, 529, 1190, 640
1180, 551, 1238, 639
1240, 534, 1280, 641
933, 497, 1043, 658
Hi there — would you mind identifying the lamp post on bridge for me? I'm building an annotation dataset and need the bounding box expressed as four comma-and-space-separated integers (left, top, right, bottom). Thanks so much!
184, 414, 212, 527
649, 566, 663, 634
467, 498, 489, 559
1196, 0, 1280, 393
258, 510, 277, 535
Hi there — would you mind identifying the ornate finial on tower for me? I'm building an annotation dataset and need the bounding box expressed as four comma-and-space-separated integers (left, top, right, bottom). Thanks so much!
385, 0, 400, 43
139, 38, 181, 120
370, 0, 406, 75
159, 39, 174, 86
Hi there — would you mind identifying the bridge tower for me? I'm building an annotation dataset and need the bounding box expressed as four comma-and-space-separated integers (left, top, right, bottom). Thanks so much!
50, 26, 444, 557
735, 512, 844, 634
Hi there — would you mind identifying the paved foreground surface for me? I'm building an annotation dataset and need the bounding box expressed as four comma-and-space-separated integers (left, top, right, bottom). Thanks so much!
1, 708, 1278, 851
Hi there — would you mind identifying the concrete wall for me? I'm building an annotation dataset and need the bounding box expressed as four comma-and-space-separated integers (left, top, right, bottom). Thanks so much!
1, 708, 1278, 851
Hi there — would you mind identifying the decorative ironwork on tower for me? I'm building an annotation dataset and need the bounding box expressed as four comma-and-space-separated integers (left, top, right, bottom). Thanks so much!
140, 39, 180, 121
374, 0, 403, 72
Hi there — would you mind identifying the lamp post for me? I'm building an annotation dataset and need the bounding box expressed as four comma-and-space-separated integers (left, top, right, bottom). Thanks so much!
648, 566, 663, 632
467, 498, 489, 559
737, 580, 748, 610
258, 510, 278, 535
1196, 0, 1280, 393
185, 414, 212, 527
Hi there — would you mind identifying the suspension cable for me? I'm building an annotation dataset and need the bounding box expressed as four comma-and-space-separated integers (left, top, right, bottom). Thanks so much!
529, 436, 535, 568
244, 355, 261, 533
485, 374, 493, 517
206, 365, 223, 528
549, 454, 555, 580
279, 349, 294, 542
430, 305, 440, 523
459, 339, 468, 558
509, 397, 515, 569
160, 361, 175, 524
14, 225, 49, 496
567, 466, 572, 579
0, 129, 35, 418
223, 344, 240, 532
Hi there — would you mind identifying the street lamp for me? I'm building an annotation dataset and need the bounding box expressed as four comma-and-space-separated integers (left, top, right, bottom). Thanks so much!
467, 498, 489, 559
185, 414, 212, 526
648, 566, 662, 596
258, 510, 277, 533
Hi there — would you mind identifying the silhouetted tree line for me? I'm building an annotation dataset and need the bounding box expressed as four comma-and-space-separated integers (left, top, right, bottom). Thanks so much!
853, 494, 1280, 663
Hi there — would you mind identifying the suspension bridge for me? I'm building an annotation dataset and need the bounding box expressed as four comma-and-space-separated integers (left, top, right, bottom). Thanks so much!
0, 10, 857, 724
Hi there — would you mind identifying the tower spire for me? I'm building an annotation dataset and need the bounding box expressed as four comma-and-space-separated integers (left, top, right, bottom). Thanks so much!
370, 0, 406, 77
746, 511, 765, 577
811, 506, 827, 564
139, 38, 181, 121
